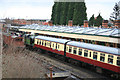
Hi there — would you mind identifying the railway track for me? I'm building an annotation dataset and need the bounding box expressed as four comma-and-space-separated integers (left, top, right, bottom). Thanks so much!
22, 48, 81, 80
20, 47, 113, 80
2, 33, 113, 80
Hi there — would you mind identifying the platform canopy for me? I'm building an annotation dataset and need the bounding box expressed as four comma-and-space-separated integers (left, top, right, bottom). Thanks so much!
18, 24, 120, 38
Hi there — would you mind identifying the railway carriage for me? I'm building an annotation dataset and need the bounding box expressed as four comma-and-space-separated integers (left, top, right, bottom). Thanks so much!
65, 41, 120, 74
34, 36, 70, 56
24, 34, 120, 78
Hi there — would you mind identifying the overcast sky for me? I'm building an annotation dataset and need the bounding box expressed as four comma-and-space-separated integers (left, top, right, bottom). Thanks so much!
0, 0, 119, 20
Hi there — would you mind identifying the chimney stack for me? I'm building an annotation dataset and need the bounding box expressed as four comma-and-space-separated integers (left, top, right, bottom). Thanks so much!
84, 20, 88, 27
68, 20, 73, 26
48, 21, 53, 26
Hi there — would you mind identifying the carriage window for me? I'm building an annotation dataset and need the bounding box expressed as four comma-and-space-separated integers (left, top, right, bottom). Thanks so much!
40, 40, 41, 45
53, 43, 54, 47
58, 45, 59, 49
69, 46, 72, 53
56, 43, 59, 49
93, 52, 97, 60
45, 42, 46, 46
50, 42, 51, 48
79, 49, 82, 55
56, 44, 57, 49
117, 56, 120, 59
42, 41, 44, 45
117, 60, 120, 66
100, 53, 105, 56
117, 56, 120, 66
100, 56, 105, 62
47, 42, 50, 46
73, 47, 77, 54
84, 50, 88, 57
108, 58, 113, 64
100, 53, 105, 62
108, 55, 113, 64
66, 47, 68, 51
37, 41, 39, 44
108, 55, 113, 58
89, 52, 91, 57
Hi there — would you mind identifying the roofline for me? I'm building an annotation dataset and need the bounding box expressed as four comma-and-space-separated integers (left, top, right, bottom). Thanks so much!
19, 28, 120, 38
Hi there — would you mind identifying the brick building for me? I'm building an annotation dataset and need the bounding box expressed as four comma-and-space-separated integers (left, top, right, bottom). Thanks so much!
12, 19, 26, 25
102, 20, 108, 28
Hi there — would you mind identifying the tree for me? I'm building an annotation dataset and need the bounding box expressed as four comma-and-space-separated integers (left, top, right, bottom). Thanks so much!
94, 14, 103, 27
66, 2, 75, 25
51, 2, 62, 25
73, 2, 87, 26
73, 3, 80, 25
110, 2, 120, 22
51, 2, 87, 26
54, 2, 62, 25
51, 2, 57, 24
89, 14, 95, 26
59, 2, 69, 25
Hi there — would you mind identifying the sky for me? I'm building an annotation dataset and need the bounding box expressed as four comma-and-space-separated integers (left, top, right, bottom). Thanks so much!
0, 0, 119, 20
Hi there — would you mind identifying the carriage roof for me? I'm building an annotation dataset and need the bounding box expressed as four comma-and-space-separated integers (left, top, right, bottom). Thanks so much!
35, 36, 70, 44
67, 41, 120, 55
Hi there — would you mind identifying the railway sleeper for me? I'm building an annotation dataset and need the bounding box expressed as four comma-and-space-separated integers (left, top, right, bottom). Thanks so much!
96, 66, 103, 74
67, 58, 78, 66
102, 68, 120, 79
